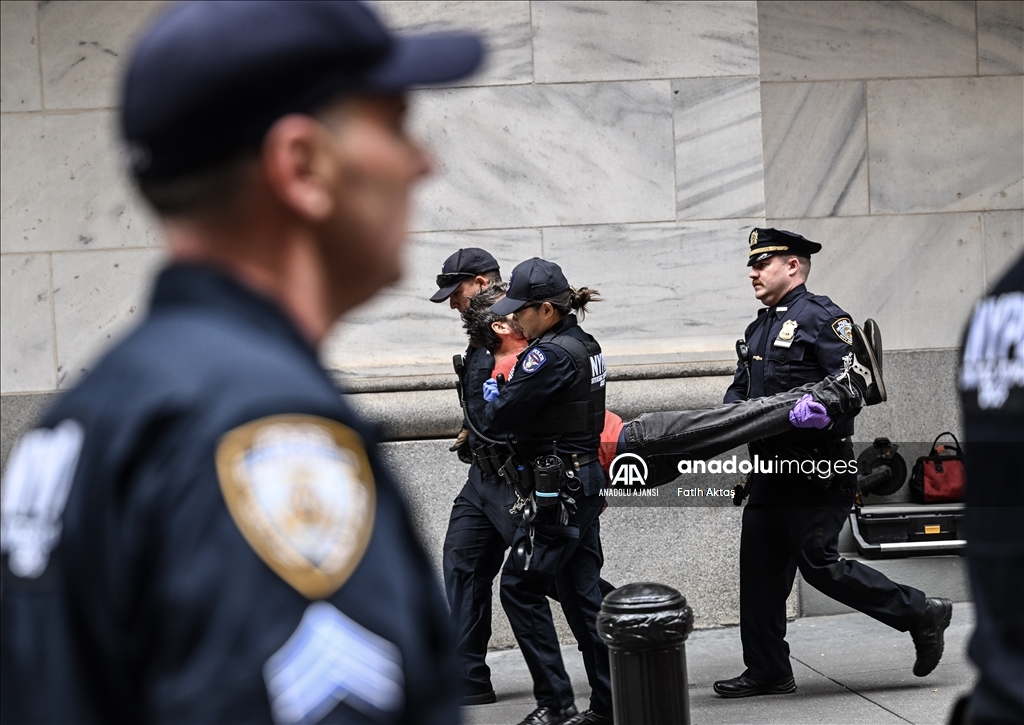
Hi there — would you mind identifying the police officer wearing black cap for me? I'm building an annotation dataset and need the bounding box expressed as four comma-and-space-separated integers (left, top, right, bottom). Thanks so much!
429, 247, 512, 705
483, 258, 613, 725
713, 228, 953, 700
0, 2, 484, 723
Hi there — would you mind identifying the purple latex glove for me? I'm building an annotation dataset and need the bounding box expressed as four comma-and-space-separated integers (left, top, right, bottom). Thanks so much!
483, 378, 499, 402
789, 393, 831, 429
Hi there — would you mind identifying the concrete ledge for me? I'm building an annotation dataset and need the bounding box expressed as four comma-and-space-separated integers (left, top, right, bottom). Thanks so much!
798, 555, 969, 617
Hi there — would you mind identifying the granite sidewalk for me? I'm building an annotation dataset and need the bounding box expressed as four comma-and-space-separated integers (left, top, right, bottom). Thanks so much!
464, 603, 975, 725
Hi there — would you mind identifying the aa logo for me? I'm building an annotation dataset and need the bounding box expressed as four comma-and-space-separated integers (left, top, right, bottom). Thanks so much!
609, 453, 648, 487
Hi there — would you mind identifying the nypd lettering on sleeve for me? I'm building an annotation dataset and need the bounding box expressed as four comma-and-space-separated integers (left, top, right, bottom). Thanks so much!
960, 291, 1024, 409
264, 601, 404, 724
520, 348, 547, 374
0, 420, 84, 578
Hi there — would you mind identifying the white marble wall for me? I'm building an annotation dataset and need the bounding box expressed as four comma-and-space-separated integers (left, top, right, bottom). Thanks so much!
1, 0, 1022, 394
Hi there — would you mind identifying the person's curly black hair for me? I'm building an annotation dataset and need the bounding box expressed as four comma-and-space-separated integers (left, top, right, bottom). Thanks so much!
461, 283, 508, 352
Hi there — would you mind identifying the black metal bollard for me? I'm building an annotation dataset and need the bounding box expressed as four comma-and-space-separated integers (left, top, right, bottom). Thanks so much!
596, 582, 694, 725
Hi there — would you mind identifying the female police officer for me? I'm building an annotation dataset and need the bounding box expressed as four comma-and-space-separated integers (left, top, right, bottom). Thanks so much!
482, 258, 612, 725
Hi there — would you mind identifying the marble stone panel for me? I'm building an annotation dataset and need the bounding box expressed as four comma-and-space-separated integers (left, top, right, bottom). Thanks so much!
409, 81, 676, 231
52, 248, 166, 389
39, 1, 167, 110
758, 1, 977, 81
978, 1, 1024, 75
531, 1, 758, 83
1, 110, 162, 254
761, 81, 868, 218
674, 77, 765, 220
321, 228, 542, 375
868, 76, 1024, 214
1, 1, 41, 112
983, 210, 1024, 287
1, 254, 55, 393
770, 213, 989, 350
371, 1, 532, 86
542, 220, 761, 358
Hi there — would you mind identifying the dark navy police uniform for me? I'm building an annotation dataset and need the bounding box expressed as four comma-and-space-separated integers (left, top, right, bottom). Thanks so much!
1, 267, 458, 724
956, 253, 1024, 724
442, 341, 519, 697
726, 282, 927, 683
483, 313, 613, 717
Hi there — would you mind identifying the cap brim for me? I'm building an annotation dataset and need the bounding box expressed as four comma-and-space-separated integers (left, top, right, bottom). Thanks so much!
489, 296, 526, 316
367, 33, 484, 91
747, 251, 778, 267
430, 281, 461, 303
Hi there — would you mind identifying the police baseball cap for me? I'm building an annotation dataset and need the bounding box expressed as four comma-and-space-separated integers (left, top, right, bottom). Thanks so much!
490, 258, 569, 315
430, 248, 500, 302
747, 227, 822, 266
122, 1, 484, 181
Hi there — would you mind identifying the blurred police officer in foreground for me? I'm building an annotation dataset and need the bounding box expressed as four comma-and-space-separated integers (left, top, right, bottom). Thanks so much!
951, 252, 1024, 725
430, 248, 513, 705
0, 2, 483, 723
483, 258, 612, 725
712, 228, 953, 699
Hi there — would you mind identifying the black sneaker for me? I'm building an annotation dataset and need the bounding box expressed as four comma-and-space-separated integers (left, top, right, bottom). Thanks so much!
839, 324, 887, 405
911, 597, 953, 676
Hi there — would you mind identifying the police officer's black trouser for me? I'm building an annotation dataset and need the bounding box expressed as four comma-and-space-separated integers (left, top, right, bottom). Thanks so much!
962, 440, 1024, 724
624, 379, 860, 487
443, 467, 616, 696
739, 477, 927, 682
500, 493, 612, 714
442, 465, 518, 693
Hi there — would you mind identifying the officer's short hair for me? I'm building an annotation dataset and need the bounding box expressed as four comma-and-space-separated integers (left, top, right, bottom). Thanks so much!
137, 153, 259, 217
780, 254, 811, 279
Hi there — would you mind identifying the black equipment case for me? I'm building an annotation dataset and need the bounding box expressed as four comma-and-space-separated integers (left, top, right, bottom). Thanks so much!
849, 503, 965, 559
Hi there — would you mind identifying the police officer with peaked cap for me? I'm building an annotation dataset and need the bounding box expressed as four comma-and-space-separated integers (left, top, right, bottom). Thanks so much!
430, 247, 514, 705
0, 2, 483, 722
713, 228, 953, 699
483, 258, 613, 725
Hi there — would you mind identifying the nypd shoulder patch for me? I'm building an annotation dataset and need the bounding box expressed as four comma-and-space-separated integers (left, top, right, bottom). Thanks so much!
520, 348, 547, 374
215, 415, 376, 600
832, 318, 854, 345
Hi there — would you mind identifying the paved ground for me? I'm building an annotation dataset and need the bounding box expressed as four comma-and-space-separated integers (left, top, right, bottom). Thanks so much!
464, 603, 975, 725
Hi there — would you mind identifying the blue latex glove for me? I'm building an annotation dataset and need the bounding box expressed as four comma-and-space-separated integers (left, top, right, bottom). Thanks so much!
483, 378, 499, 402
789, 393, 831, 429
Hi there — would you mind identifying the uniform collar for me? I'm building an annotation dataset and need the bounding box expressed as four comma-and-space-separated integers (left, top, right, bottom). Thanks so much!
764, 284, 808, 314
546, 313, 578, 337
150, 263, 317, 359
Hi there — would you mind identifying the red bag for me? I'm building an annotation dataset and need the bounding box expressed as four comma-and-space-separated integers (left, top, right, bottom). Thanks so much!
910, 432, 965, 504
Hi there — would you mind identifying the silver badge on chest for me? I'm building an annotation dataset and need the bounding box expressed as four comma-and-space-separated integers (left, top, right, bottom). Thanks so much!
773, 319, 798, 348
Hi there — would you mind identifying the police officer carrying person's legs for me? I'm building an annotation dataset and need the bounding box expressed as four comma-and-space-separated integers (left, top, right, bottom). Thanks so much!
482, 258, 613, 725
1, 3, 486, 722
430, 247, 515, 705
712, 228, 953, 699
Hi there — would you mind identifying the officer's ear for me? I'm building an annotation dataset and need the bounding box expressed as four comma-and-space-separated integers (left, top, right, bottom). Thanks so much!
261, 113, 337, 222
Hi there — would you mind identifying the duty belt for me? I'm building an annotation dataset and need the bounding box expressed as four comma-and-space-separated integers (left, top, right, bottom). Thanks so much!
472, 442, 509, 476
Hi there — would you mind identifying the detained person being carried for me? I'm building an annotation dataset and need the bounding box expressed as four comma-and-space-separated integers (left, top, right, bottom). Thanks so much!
474, 297, 887, 490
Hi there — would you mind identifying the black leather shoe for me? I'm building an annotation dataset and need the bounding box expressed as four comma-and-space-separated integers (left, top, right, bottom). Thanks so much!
516, 704, 579, 725
563, 709, 613, 725
911, 597, 953, 676
713, 674, 797, 698
461, 687, 497, 705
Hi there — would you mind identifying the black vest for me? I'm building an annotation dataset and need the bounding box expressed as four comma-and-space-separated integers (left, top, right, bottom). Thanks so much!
525, 327, 606, 444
